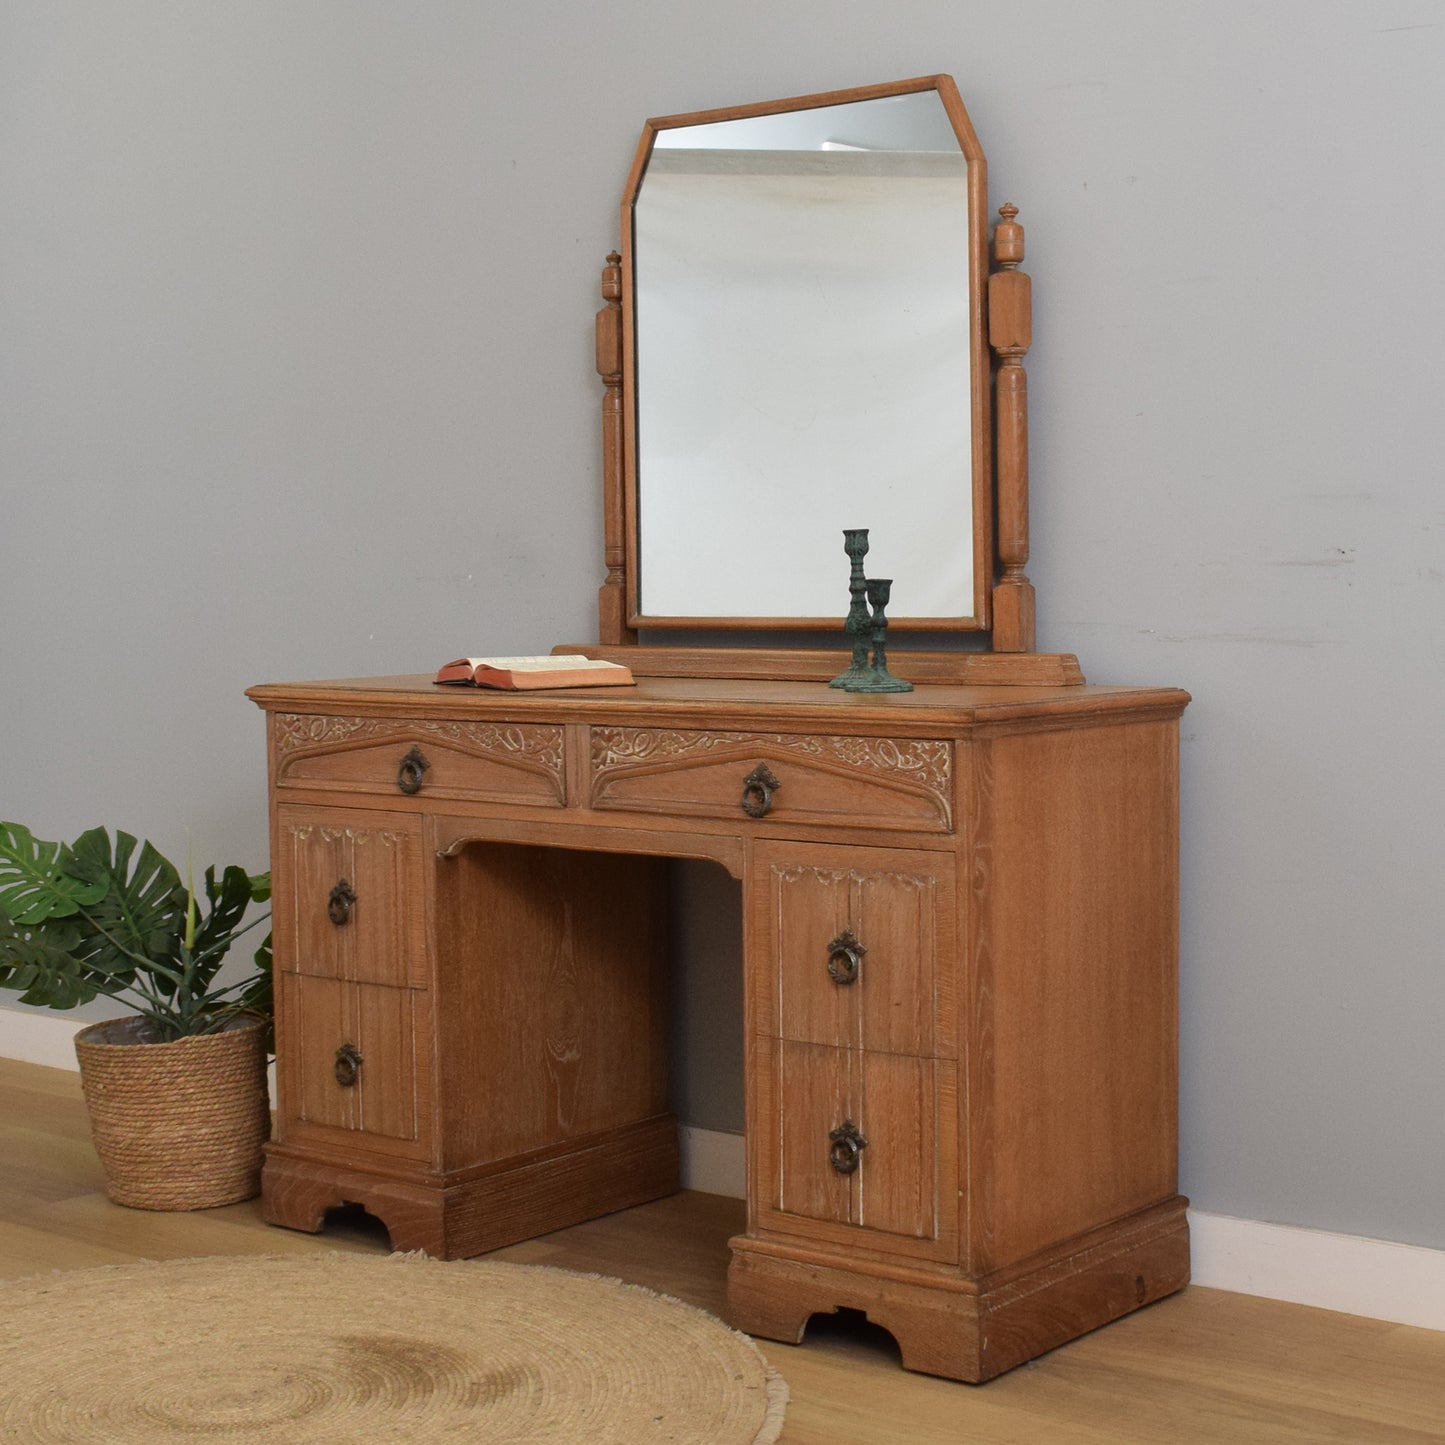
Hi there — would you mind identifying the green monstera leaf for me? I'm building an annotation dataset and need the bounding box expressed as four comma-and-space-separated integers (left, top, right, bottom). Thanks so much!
0, 823, 108, 925
63, 828, 186, 981
0, 914, 99, 1009
189, 865, 263, 991
0, 821, 270, 1037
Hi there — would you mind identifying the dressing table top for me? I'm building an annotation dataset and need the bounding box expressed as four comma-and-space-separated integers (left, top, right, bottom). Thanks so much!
248, 675, 1190, 734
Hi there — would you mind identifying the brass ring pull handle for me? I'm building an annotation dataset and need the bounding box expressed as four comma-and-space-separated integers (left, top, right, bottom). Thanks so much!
334, 1042, 363, 1088
740, 763, 781, 819
397, 745, 430, 795
327, 880, 357, 926
828, 1120, 867, 1175
826, 927, 866, 986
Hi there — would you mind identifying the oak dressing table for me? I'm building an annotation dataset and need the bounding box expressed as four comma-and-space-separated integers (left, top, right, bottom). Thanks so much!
250, 76, 1189, 1383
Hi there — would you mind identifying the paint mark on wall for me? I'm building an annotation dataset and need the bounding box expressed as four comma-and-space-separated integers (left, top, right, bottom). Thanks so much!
1267, 548, 1355, 568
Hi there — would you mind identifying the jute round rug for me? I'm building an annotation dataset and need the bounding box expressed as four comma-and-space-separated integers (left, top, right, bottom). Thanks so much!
0, 1252, 787, 1443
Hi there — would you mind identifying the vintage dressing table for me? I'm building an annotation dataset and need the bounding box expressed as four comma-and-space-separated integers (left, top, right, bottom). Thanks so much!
249, 76, 1189, 1383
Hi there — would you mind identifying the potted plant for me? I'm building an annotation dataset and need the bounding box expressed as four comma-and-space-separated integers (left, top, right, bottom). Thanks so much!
0, 821, 273, 1210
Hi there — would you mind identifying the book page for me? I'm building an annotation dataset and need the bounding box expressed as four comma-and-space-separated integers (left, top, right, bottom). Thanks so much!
467, 655, 620, 672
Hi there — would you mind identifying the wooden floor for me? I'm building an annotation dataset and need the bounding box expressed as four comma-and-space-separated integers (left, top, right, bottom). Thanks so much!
4, 1057, 1443, 1444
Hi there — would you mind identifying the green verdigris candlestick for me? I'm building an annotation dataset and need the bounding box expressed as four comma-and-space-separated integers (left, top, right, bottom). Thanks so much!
829, 528, 875, 689
848, 577, 913, 693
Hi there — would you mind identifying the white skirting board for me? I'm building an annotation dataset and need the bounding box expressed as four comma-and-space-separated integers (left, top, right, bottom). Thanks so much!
6, 1013, 1440, 1334
678, 1124, 748, 1200
0, 1007, 99, 1068
1186, 1210, 1445, 1333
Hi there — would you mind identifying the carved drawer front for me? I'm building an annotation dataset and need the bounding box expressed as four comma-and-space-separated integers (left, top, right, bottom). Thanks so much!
751, 1036, 957, 1261
276, 973, 432, 1160
752, 842, 956, 1059
273, 713, 566, 808
588, 727, 953, 833
273, 806, 427, 988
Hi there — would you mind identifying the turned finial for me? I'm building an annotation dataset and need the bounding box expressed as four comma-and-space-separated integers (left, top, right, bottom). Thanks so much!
993, 203, 1025, 269
601, 251, 623, 302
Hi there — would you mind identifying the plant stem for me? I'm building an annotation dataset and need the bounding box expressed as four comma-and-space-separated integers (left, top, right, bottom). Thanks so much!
188, 910, 272, 968
74, 908, 187, 988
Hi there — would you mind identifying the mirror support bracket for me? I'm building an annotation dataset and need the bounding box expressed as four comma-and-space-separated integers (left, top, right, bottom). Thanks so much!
989, 204, 1036, 653
596, 251, 637, 646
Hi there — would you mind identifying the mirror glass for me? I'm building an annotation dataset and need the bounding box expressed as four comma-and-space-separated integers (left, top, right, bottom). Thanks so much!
631, 86, 980, 626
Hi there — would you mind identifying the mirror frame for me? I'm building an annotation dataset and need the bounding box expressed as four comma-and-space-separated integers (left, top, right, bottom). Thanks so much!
614, 75, 994, 635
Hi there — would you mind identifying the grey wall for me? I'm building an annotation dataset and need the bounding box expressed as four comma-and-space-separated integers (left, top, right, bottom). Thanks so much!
3, 2, 1442, 1248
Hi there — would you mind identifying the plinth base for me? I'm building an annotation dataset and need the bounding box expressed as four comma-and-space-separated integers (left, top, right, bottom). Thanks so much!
726, 1197, 1189, 1383
262, 1114, 679, 1258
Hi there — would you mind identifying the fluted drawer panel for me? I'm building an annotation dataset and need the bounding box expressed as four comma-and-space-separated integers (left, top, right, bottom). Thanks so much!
275, 973, 432, 1162
756, 846, 956, 1059
273, 807, 427, 988
751, 1036, 958, 1263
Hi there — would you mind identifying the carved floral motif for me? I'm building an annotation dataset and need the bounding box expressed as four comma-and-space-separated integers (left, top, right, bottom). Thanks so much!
290, 824, 409, 848
770, 863, 931, 892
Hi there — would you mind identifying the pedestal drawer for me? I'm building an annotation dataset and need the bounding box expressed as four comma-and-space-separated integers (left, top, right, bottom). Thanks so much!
273, 806, 427, 988
751, 840, 957, 1059
276, 972, 433, 1161
751, 1036, 958, 1262
588, 727, 953, 833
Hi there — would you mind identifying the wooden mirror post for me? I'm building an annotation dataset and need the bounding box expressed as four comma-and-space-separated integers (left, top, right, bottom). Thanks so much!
988, 204, 1035, 652
596, 251, 636, 646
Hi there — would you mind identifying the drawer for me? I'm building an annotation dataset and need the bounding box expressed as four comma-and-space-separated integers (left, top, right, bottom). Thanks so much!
273, 806, 427, 987
273, 713, 566, 808
588, 727, 953, 833
276, 973, 432, 1160
751, 841, 957, 1059
750, 1036, 958, 1261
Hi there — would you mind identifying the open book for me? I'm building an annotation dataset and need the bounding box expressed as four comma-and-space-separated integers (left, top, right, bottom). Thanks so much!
434, 654, 635, 691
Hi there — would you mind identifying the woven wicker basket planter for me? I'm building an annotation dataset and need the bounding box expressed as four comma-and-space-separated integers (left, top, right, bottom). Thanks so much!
73, 1016, 270, 1211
